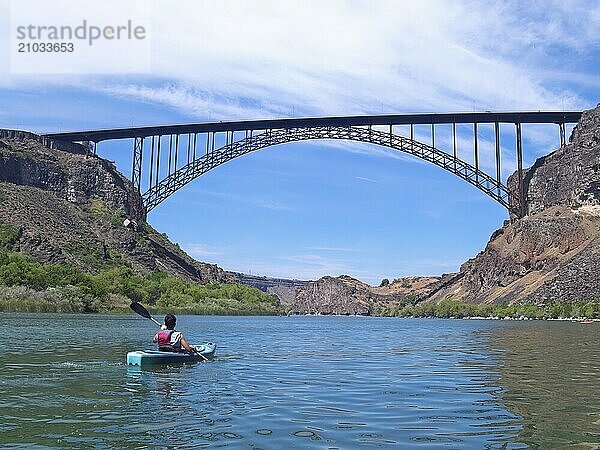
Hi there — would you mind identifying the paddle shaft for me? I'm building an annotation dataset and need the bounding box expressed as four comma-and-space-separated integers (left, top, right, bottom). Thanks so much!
193, 348, 209, 361
149, 317, 162, 327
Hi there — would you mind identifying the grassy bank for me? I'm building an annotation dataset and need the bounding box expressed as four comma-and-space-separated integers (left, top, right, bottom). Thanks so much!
0, 250, 281, 315
372, 299, 600, 320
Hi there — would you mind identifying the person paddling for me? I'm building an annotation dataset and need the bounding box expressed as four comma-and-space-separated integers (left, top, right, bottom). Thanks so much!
153, 313, 196, 353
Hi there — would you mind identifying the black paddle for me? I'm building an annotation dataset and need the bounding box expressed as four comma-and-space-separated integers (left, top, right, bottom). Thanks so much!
130, 301, 162, 327
129, 302, 208, 361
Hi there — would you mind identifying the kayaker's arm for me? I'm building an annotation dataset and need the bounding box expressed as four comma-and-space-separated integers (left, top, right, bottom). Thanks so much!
180, 335, 196, 353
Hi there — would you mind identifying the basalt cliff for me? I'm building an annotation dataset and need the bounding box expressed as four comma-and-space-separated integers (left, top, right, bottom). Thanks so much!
269, 274, 440, 315
0, 131, 231, 283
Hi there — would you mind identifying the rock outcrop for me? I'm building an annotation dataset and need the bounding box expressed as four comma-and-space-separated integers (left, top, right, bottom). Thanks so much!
0, 132, 142, 218
292, 275, 373, 315
286, 275, 441, 315
507, 105, 600, 216
429, 104, 600, 304
428, 206, 600, 304
0, 134, 231, 283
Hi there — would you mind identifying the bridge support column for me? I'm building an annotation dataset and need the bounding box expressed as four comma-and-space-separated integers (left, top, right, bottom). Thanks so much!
494, 122, 501, 196
130, 136, 146, 221
452, 122, 457, 171
559, 123, 566, 147
155, 136, 162, 189
174, 134, 179, 170
148, 136, 155, 189
516, 123, 525, 218
186, 133, 192, 164
167, 135, 173, 176
192, 133, 197, 160
132, 137, 143, 192
473, 123, 479, 183
87, 141, 97, 156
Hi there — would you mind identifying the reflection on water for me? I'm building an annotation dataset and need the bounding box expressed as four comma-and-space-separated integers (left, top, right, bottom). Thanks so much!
0, 313, 597, 447
489, 321, 600, 448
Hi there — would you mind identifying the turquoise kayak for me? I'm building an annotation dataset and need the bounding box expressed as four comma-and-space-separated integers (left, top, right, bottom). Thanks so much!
127, 342, 216, 366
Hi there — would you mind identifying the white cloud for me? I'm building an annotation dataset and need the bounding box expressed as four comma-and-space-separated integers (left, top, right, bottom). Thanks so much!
457, 0, 600, 56
183, 243, 225, 258
307, 246, 359, 253
254, 199, 295, 212
181, 187, 295, 212
3, 0, 594, 114
355, 176, 378, 183
303, 139, 430, 163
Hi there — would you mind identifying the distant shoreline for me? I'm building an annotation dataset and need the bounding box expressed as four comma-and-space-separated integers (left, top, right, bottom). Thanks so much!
1, 308, 598, 322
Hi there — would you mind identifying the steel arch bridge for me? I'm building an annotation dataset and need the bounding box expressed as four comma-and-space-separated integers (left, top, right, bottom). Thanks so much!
144, 126, 508, 213
44, 111, 582, 219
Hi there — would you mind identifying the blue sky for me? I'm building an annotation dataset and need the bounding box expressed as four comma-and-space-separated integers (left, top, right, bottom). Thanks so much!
0, 0, 599, 284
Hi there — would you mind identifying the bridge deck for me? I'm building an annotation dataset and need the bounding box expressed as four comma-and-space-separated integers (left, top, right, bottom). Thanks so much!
44, 111, 582, 142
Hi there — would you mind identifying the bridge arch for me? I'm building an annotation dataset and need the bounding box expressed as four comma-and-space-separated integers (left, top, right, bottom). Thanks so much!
142, 126, 515, 215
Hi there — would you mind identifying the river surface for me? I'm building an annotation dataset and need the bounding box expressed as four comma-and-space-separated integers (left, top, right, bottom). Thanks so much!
1, 314, 598, 448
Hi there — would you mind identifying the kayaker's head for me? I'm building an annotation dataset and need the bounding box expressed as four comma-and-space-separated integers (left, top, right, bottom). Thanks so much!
164, 314, 176, 330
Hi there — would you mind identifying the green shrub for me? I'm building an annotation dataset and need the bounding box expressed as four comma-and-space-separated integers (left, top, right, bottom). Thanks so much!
371, 298, 600, 320
0, 250, 282, 315
110, 208, 126, 227
0, 221, 19, 248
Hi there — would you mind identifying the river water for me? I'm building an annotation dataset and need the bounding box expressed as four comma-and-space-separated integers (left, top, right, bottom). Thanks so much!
1, 314, 598, 448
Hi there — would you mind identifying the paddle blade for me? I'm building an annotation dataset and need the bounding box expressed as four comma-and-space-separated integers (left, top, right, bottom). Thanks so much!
130, 302, 152, 319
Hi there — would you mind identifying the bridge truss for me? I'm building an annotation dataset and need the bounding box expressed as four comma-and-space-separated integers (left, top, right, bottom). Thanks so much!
44, 111, 582, 219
